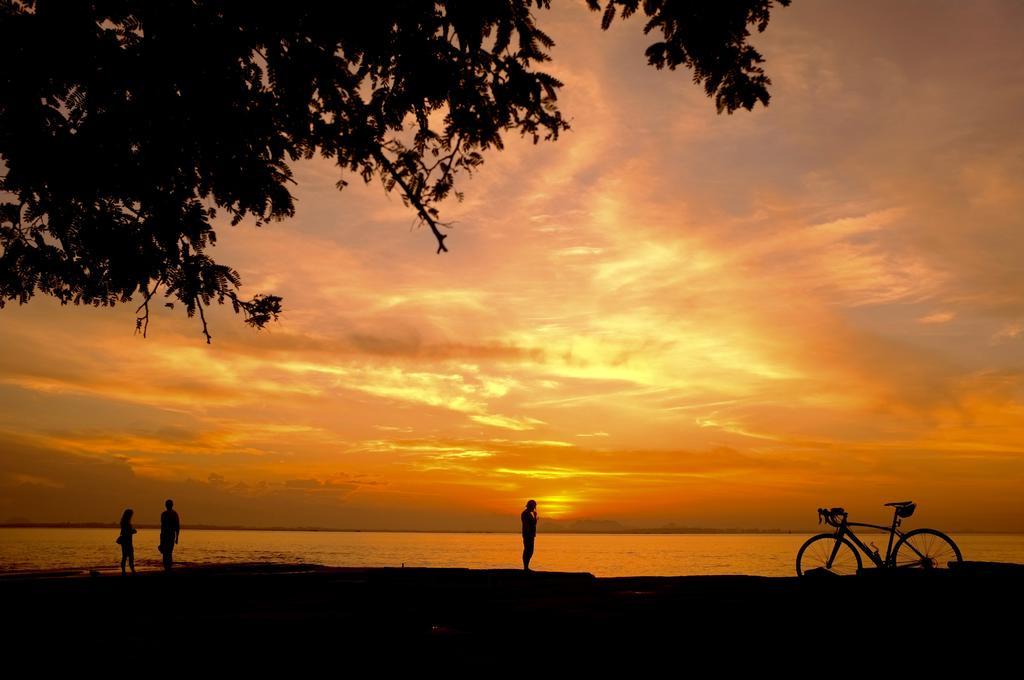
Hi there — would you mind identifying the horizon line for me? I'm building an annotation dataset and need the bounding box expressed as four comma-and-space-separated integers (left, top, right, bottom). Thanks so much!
1, 522, 1019, 535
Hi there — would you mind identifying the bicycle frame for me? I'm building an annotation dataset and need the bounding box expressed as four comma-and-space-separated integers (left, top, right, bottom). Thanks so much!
828, 513, 905, 568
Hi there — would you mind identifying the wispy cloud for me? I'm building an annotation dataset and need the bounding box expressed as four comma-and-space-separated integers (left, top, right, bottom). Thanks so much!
1, 0, 1023, 530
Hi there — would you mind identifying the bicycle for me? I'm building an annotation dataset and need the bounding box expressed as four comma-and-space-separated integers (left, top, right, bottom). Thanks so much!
796, 501, 963, 576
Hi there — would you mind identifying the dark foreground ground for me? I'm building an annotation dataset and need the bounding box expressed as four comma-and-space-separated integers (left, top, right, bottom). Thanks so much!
3, 562, 1020, 670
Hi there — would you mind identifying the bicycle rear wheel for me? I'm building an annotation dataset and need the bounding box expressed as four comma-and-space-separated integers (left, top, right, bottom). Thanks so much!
796, 534, 862, 576
890, 528, 962, 569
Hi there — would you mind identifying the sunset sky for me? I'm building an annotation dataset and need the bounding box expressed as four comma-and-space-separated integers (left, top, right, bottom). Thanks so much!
1, 0, 1022, 532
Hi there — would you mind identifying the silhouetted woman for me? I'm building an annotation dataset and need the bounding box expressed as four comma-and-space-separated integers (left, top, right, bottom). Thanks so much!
118, 508, 137, 575
521, 500, 538, 571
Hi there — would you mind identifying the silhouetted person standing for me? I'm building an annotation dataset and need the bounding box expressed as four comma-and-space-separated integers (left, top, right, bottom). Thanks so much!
117, 508, 137, 575
521, 499, 538, 571
159, 499, 180, 571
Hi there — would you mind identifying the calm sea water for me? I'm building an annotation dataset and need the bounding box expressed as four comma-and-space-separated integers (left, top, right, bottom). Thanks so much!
1, 528, 1022, 577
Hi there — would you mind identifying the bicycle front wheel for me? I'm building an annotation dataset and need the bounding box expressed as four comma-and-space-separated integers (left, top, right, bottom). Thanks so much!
796, 533, 862, 576
891, 528, 962, 569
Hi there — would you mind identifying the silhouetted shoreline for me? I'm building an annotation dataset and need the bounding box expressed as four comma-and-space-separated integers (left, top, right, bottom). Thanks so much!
3, 562, 1020, 666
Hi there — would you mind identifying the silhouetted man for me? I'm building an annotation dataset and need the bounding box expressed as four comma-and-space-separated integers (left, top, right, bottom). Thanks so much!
159, 499, 180, 571
521, 499, 538, 571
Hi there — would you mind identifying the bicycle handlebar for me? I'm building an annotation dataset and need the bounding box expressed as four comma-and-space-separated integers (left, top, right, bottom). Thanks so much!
817, 507, 847, 528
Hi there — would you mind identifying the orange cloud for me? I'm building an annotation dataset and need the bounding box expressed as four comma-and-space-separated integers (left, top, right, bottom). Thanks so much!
2, 0, 1023, 531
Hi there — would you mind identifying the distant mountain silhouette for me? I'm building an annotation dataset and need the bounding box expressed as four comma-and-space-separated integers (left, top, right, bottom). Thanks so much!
0, 519, 797, 533
540, 519, 789, 534
541, 519, 629, 533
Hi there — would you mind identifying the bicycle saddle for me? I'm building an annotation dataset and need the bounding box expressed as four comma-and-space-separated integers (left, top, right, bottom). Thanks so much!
884, 501, 914, 506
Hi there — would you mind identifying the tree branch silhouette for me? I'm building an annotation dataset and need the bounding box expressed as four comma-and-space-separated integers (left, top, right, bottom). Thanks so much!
373, 149, 449, 254
0, 0, 789, 341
